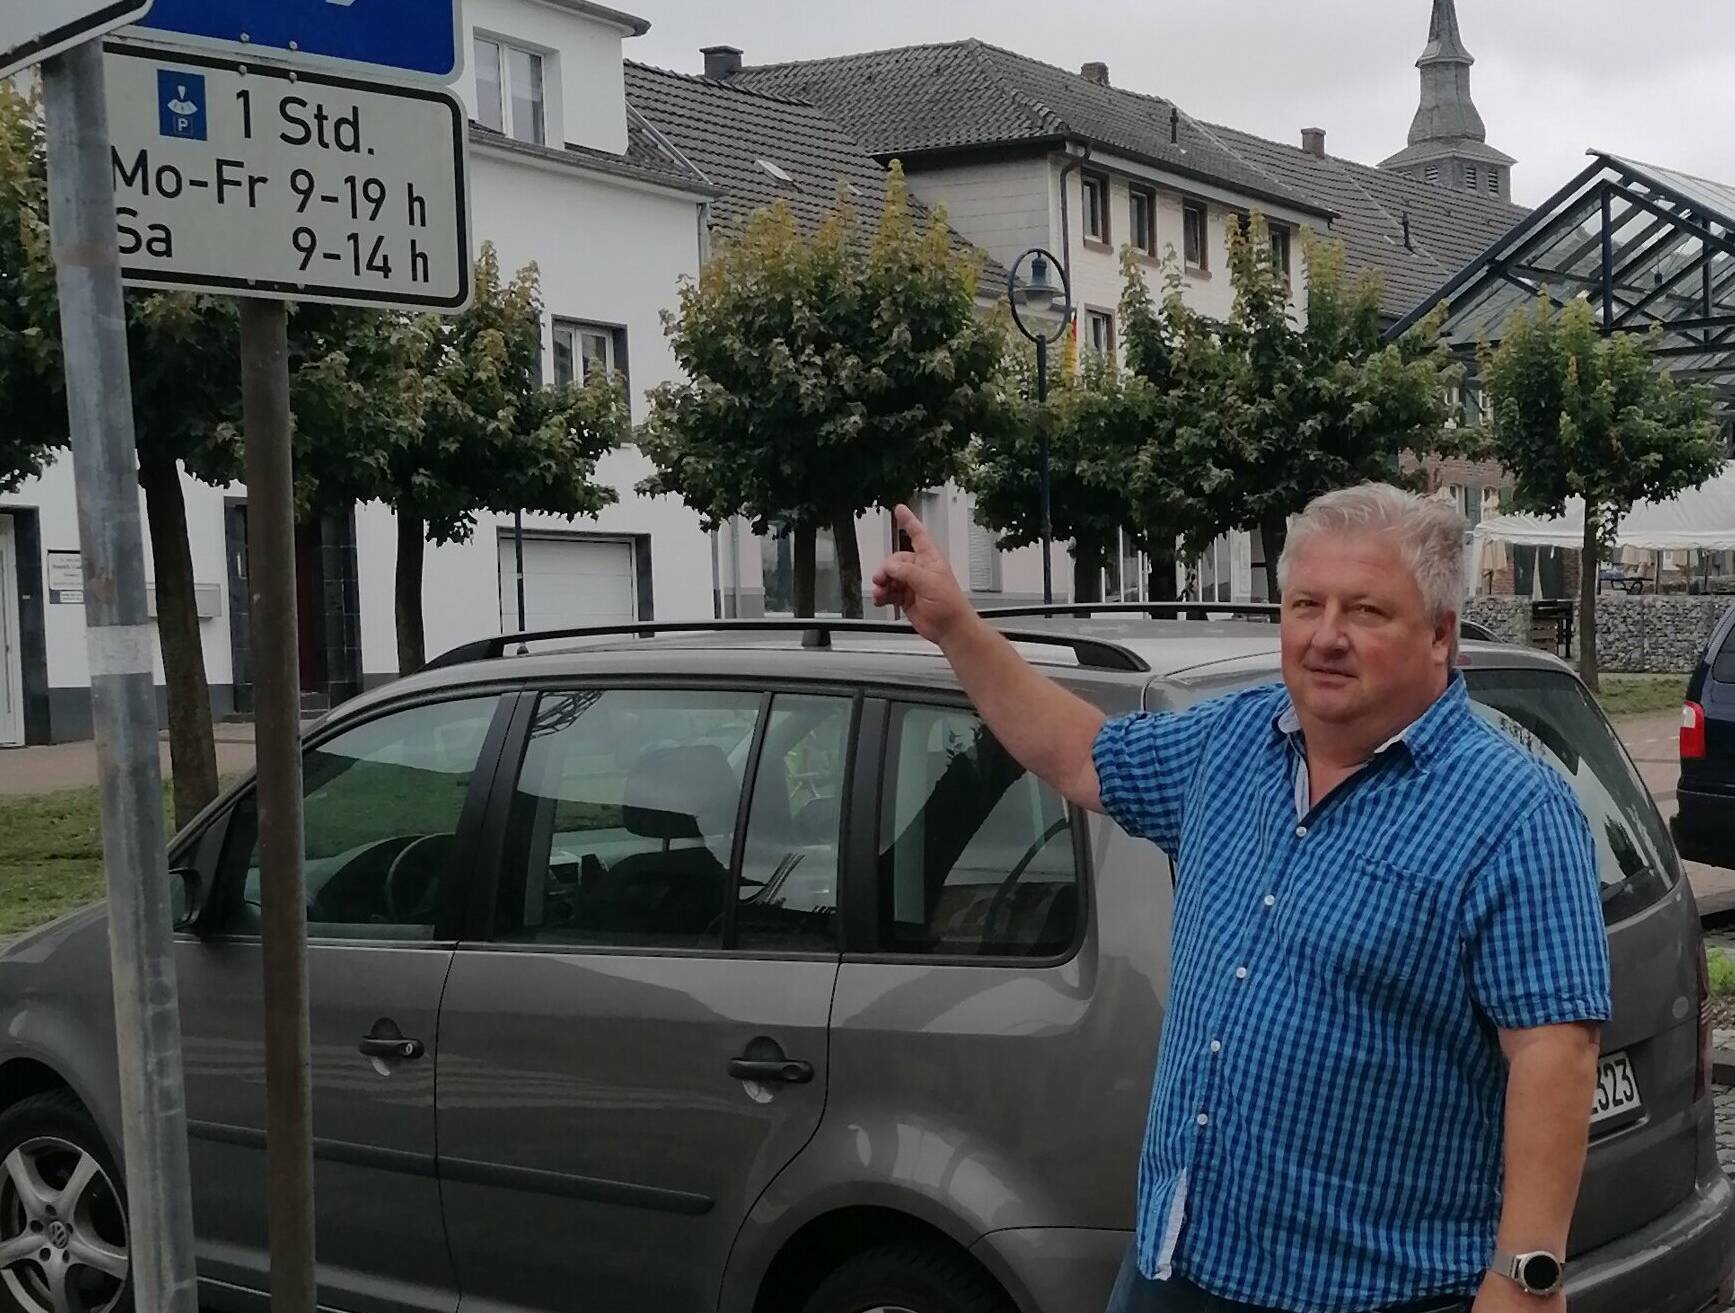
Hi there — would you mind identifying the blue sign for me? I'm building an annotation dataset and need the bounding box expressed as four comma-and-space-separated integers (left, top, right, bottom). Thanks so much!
131, 0, 461, 82
156, 68, 206, 139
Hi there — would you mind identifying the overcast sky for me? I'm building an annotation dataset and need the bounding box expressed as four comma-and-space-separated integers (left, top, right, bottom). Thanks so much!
628, 1, 1735, 207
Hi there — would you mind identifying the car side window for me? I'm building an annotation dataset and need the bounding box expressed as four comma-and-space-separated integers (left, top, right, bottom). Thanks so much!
216, 697, 501, 940
494, 690, 762, 949
736, 695, 851, 952
1715, 615, 1735, 684
877, 704, 1080, 959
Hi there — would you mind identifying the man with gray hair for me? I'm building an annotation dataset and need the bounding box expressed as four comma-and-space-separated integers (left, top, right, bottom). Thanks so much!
872, 483, 1609, 1313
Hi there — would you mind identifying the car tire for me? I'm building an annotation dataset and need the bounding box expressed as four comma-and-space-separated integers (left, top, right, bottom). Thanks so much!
800, 1243, 1015, 1313
0, 1090, 132, 1313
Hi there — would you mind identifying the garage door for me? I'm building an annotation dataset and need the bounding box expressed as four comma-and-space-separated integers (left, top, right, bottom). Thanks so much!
498, 534, 638, 634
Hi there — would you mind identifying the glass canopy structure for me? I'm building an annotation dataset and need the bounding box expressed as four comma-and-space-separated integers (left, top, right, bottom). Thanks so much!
1387, 152, 1735, 422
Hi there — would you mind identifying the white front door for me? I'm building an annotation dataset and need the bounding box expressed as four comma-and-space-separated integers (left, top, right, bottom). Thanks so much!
0, 515, 24, 747
497, 533, 638, 634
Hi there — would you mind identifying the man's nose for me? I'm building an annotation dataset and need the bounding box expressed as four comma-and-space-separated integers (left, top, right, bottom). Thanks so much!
1311, 603, 1351, 651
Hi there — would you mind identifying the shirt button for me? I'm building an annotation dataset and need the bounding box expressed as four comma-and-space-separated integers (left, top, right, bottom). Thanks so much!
1209, 1040, 1223, 1054
1234, 966, 1249, 980
1263, 894, 1277, 909
1196, 1113, 1210, 1127
1295, 825, 1309, 839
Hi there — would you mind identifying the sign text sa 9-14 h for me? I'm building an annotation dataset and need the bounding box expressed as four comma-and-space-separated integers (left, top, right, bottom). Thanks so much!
105, 42, 471, 310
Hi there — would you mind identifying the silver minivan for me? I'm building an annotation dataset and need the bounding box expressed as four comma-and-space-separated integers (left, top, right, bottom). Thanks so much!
1, 612, 1730, 1313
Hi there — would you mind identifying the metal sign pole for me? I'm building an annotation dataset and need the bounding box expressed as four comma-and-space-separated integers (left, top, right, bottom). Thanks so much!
238, 296, 317, 1313
40, 37, 198, 1313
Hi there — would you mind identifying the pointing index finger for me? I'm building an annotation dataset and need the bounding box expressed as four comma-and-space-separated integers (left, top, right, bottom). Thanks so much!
894, 504, 937, 556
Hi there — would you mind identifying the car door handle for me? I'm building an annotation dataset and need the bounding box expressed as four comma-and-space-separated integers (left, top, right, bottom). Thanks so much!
358, 1035, 425, 1061
727, 1057, 813, 1084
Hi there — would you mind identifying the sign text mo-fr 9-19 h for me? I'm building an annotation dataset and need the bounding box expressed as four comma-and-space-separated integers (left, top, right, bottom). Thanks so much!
106, 42, 471, 310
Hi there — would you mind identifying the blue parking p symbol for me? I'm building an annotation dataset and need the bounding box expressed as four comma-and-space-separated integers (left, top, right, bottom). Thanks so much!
157, 71, 207, 141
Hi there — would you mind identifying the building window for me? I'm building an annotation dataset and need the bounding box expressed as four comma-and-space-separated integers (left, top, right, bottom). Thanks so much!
967, 519, 1002, 593
1130, 188, 1156, 255
1082, 173, 1109, 243
474, 36, 546, 145
1487, 169, 1501, 196
1183, 201, 1208, 271
552, 320, 622, 387
1465, 164, 1479, 190
1269, 226, 1291, 280
1461, 481, 1483, 527
1424, 163, 1441, 184
1086, 310, 1114, 361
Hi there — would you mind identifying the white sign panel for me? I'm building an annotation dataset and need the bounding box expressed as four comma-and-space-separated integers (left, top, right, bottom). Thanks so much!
0, 1, 153, 80
104, 42, 471, 310
46, 551, 84, 605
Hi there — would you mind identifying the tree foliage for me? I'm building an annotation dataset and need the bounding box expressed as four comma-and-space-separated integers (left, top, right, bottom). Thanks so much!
1121, 217, 1461, 599
0, 81, 65, 492
639, 163, 1010, 616
1476, 293, 1723, 687
289, 244, 629, 671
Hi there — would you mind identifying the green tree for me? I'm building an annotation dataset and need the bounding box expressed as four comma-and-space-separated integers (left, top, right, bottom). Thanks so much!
1, 83, 239, 826
968, 344, 1142, 600
290, 245, 629, 672
1123, 217, 1460, 600
1476, 294, 1722, 688
640, 163, 1009, 617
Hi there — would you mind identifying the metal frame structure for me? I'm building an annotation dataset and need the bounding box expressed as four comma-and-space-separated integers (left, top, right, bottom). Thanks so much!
1387, 152, 1735, 423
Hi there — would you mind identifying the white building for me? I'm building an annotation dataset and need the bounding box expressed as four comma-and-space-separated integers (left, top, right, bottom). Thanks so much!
3, 1, 715, 746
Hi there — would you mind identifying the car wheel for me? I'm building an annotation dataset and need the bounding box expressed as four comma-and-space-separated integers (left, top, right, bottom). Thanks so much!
801, 1243, 1015, 1313
0, 1091, 130, 1313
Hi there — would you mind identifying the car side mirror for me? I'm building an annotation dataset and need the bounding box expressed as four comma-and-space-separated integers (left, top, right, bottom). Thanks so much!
170, 868, 204, 933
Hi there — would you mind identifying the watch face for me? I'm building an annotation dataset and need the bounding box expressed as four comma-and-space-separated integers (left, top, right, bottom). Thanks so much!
1519, 1253, 1563, 1291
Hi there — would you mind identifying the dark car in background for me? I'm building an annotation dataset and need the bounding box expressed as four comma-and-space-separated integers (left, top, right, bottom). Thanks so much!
1679, 603, 1735, 868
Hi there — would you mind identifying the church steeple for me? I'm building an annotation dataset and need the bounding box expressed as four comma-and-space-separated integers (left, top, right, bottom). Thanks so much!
1381, 0, 1515, 201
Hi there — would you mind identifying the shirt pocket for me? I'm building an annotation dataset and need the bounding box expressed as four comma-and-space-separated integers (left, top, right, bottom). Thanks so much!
1287, 855, 1434, 991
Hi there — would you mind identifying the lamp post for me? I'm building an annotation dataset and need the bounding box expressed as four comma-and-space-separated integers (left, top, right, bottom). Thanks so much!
1007, 247, 1074, 604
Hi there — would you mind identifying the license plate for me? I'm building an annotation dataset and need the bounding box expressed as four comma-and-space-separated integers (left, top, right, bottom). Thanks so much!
1591, 1052, 1641, 1126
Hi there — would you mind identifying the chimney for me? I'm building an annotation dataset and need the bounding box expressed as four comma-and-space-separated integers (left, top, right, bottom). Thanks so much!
1301, 127, 1326, 158
1170, 106, 1180, 144
702, 45, 743, 80
1081, 61, 1109, 86
1401, 210, 1413, 251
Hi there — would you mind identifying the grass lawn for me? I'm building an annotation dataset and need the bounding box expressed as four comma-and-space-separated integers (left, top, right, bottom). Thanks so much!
0, 787, 110, 937
0, 780, 240, 939
1597, 673, 1691, 719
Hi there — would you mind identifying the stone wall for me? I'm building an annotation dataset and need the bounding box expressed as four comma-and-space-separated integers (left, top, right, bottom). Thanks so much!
1597, 596, 1732, 673
1464, 595, 1733, 672
1463, 597, 1529, 646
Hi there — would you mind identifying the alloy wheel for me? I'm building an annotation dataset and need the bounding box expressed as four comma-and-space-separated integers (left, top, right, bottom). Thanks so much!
0, 1136, 129, 1313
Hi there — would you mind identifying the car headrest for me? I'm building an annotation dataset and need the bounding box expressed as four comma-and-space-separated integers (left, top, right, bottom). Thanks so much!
621, 745, 739, 840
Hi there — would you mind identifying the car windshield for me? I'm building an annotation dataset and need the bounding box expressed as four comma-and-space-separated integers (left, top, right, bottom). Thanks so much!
1463, 668, 1677, 925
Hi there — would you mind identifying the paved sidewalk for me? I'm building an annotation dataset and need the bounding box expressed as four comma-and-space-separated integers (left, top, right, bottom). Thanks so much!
0, 722, 257, 797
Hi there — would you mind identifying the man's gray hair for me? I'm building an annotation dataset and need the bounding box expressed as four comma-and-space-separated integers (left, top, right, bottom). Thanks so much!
1277, 483, 1466, 622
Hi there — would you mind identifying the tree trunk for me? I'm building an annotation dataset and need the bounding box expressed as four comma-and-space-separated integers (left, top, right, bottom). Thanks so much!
1072, 540, 1103, 604
396, 508, 427, 675
832, 509, 863, 619
1147, 538, 1179, 602
793, 523, 817, 618
1579, 500, 1600, 692
1260, 516, 1289, 604
139, 453, 220, 831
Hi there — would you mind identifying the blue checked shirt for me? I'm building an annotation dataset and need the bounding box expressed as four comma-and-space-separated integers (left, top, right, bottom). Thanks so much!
1092, 677, 1611, 1313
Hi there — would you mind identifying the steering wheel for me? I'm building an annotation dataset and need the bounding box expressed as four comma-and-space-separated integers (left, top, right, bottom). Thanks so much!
384, 834, 450, 926
982, 818, 1072, 950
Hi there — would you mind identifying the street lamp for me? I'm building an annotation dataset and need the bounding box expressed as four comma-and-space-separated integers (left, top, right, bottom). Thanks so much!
1008, 247, 1074, 604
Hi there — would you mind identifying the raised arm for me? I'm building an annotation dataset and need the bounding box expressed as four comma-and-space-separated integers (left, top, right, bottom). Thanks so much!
871, 505, 1106, 811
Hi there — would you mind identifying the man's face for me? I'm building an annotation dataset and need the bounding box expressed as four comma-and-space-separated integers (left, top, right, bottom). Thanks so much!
1280, 531, 1452, 730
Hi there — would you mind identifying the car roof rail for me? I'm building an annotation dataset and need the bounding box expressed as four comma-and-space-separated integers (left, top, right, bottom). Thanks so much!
423, 618, 1150, 674
977, 602, 1497, 643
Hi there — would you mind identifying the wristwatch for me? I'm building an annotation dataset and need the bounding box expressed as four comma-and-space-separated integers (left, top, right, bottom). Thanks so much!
1490, 1248, 1565, 1297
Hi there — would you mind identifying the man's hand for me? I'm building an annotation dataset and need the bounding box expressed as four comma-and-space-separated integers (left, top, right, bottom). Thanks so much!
1471, 1271, 1564, 1313
872, 505, 972, 647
